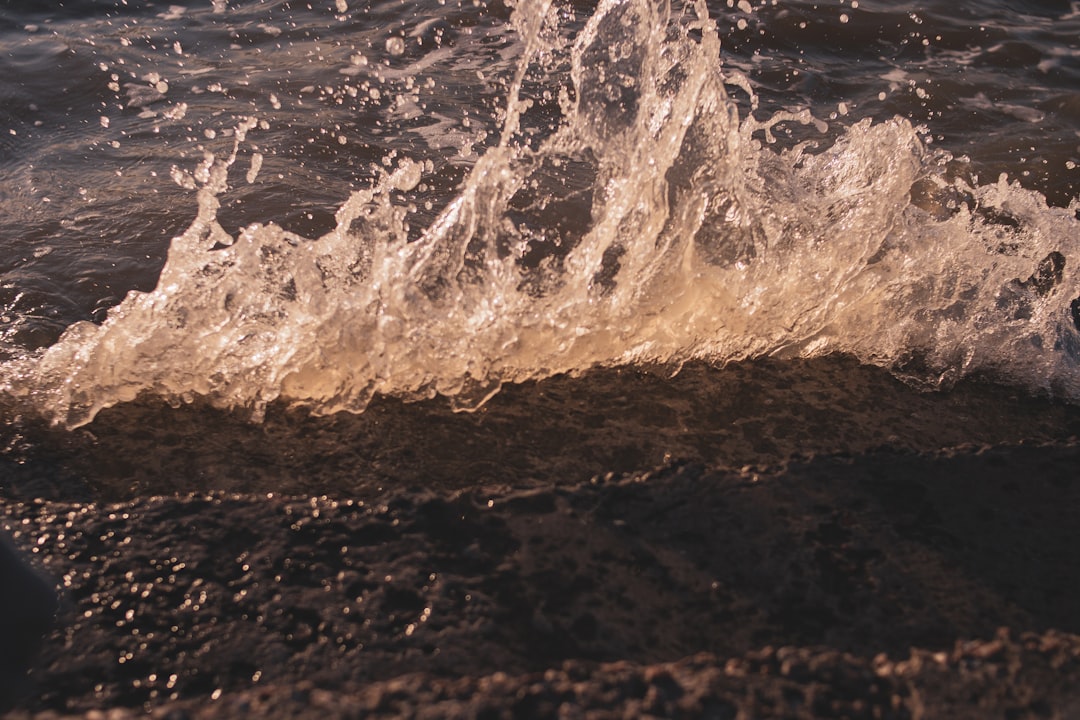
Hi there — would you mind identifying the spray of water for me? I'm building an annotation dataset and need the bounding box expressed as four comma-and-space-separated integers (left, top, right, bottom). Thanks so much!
3, 0, 1078, 427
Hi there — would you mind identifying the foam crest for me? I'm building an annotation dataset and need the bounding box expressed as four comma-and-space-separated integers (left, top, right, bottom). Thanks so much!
3, 0, 1078, 427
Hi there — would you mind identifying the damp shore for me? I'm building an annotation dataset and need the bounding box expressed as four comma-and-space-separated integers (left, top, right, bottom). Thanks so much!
3, 355, 1080, 717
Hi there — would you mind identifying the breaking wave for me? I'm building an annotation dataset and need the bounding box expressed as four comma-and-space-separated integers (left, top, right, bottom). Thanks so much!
3, 0, 1078, 427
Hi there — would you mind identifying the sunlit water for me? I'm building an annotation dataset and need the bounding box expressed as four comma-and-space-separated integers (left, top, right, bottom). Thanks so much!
0, 0, 1078, 436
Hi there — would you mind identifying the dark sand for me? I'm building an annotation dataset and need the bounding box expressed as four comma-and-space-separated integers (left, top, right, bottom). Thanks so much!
2, 357, 1080, 718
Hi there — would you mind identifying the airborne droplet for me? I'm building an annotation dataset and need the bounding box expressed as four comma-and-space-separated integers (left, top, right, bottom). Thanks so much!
386, 36, 405, 57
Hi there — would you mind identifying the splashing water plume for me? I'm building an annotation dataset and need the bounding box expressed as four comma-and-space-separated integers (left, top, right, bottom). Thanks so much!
3, 0, 1079, 427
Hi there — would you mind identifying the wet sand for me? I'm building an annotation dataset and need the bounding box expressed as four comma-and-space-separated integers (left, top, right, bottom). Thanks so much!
2, 356, 1080, 717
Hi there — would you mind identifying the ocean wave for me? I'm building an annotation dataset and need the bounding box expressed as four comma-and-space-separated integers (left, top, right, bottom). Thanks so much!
2, 0, 1078, 427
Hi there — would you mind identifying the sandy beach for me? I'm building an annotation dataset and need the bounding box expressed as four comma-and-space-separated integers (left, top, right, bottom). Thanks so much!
3, 357, 1080, 718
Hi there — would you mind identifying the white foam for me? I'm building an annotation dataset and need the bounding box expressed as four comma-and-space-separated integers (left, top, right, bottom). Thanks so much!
3, 0, 1078, 426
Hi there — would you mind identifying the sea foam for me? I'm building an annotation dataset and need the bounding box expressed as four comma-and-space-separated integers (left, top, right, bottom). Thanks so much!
3, 0, 1078, 426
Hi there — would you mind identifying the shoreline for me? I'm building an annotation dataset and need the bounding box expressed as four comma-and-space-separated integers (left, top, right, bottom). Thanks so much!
4, 355, 1079, 502
3, 356, 1080, 717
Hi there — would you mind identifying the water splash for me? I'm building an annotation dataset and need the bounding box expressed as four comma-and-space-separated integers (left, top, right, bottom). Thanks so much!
3, 0, 1079, 427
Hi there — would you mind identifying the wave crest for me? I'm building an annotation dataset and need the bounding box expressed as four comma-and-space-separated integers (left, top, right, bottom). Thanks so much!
4, 0, 1078, 427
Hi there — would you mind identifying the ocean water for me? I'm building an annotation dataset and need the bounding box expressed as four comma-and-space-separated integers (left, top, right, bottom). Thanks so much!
0, 0, 1078, 492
